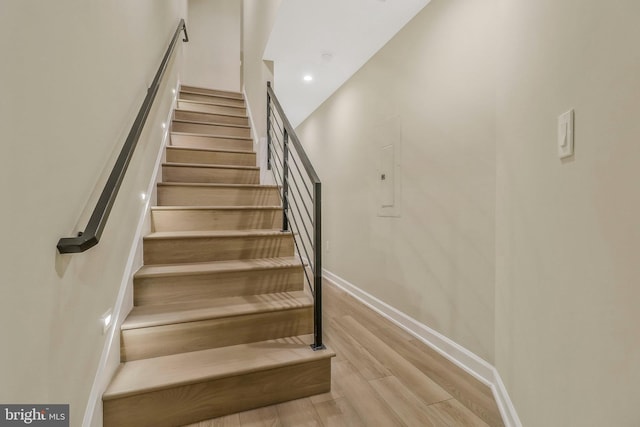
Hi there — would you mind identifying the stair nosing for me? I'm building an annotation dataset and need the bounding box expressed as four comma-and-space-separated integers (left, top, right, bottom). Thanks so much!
143, 229, 292, 240
158, 182, 278, 189
134, 257, 303, 279
171, 131, 252, 142
121, 291, 313, 330
172, 119, 250, 130
151, 205, 281, 211
103, 337, 334, 401
162, 162, 259, 171
166, 145, 255, 155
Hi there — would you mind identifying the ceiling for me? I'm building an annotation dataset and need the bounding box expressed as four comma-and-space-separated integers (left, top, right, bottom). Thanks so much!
264, 0, 432, 127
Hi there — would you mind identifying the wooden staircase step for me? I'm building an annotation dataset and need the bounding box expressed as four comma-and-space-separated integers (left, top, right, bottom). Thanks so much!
133, 257, 305, 305
175, 109, 248, 126
172, 120, 251, 138
157, 182, 280, 207
166, 146, 256, 167
123, 290, 311, 329
171, 132, 253, 151
143, 229, 294, 264
162, 162, 260, 184
151, 205, 282, 231
180, 85, 244, 100
120, 291, 313, 361
179, 91, 245, 108
177, 99, 246, 116
103, 335, 334, 427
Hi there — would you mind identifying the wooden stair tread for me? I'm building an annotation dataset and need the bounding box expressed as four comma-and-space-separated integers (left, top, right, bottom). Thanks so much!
175, 106, 247, 119
180, 88, 244, 100
163, 162, 259, 171
135, 257, 302, 279
122, 291, 312, 329
177, 98, 246, 108
171, 131, 252, 141
103, 335, 334, 400
144, 229, 290, 240
166, 146, 254, 155
173, 118, 250, 129
158, 182, 278, 189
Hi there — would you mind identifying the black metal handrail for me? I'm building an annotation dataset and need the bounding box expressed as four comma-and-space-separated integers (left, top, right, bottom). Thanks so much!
267, 82, 325, 351
57, 19, 189, 254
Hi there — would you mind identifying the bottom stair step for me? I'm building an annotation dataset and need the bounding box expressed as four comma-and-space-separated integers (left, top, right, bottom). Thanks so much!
103, 335, 334, 427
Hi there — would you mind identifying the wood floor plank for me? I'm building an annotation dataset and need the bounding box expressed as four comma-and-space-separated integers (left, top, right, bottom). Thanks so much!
369, 376, 447, 427
340, 315, 452, 405
425, 399, 491, 427
330, 360, 403, 427
182, 413, 241, 427
312, 397, 365, 427
324, 316, 392, 381
275, 398, 322, 427
237, 406, 281, 427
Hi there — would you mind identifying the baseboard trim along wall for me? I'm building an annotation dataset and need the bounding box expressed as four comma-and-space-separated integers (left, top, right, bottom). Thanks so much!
322, 268, 522, 427
82, 79, 180, 427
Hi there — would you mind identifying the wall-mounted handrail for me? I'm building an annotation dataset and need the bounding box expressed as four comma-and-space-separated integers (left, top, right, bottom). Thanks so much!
267, 82, 324, 351
57, 19, 189, 254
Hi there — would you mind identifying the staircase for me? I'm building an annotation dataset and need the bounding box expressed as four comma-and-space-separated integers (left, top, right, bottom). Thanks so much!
102, 85, 334, 427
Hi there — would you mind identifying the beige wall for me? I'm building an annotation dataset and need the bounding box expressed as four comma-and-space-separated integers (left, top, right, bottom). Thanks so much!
184, 0, 241, 91
495, 0, 640, 425
297, 0, 497, 363
0, 0, 186, 423
242, 0, 281, 179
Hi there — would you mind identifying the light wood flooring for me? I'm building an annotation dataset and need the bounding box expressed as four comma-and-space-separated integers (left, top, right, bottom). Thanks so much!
184, 280, 504, 427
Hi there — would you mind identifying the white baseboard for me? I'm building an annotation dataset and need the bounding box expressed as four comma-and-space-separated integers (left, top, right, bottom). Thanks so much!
322, 268, 522, 427
81, 80, 180, 427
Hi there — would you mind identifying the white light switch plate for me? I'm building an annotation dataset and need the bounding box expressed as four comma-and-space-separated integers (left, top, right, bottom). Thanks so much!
558, 109, 574, 159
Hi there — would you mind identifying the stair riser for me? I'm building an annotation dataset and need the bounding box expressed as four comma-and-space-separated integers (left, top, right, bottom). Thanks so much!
121, 307, 313, 361
175, 110, 248, 126
180, 92, 245, 107
158, 185, 280, 207
162, 165, 259, 185
172, 121, 251, 138
166, 148, 256, 167
143, 234, 294, 264
103, 358, 331, 427
151, 209, 282, 232
177, 100, 246, 116
134, 267, 304, 305
180, 85, 243, 99
171, 134, 253, 151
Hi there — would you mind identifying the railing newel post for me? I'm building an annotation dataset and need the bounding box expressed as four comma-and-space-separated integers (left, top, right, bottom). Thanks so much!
282, 129, 289, 232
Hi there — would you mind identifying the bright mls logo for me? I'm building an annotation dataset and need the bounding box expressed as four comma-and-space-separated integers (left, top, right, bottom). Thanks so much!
0, 405, 68, 426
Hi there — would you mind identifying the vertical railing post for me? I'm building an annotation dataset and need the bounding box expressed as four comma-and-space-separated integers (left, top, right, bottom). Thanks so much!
266, 82, 272, 171
281, 130, 289, 232
311, 182, 325, 350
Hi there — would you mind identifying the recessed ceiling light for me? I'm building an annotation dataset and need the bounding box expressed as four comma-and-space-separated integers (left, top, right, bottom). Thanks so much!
321, 52, 333, 62
303, 75, 313, 82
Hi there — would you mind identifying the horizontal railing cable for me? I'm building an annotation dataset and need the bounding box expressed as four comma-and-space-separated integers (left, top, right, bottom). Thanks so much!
57, 19, 189, 253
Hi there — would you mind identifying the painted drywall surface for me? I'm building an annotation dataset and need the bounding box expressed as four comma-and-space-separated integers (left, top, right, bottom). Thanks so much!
0, 0, 186, 422
495, 1, 640, 425
184, 0, 240, 91
242, 0, 281, 180
297, 0, 496, 362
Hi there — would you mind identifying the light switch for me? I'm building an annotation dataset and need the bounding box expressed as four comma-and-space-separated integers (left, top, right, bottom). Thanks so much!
558, 109, 574, 159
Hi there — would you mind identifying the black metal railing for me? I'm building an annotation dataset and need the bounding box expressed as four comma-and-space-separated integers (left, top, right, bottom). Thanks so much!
267, 82, 325, 351
57, 19, 189, 253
